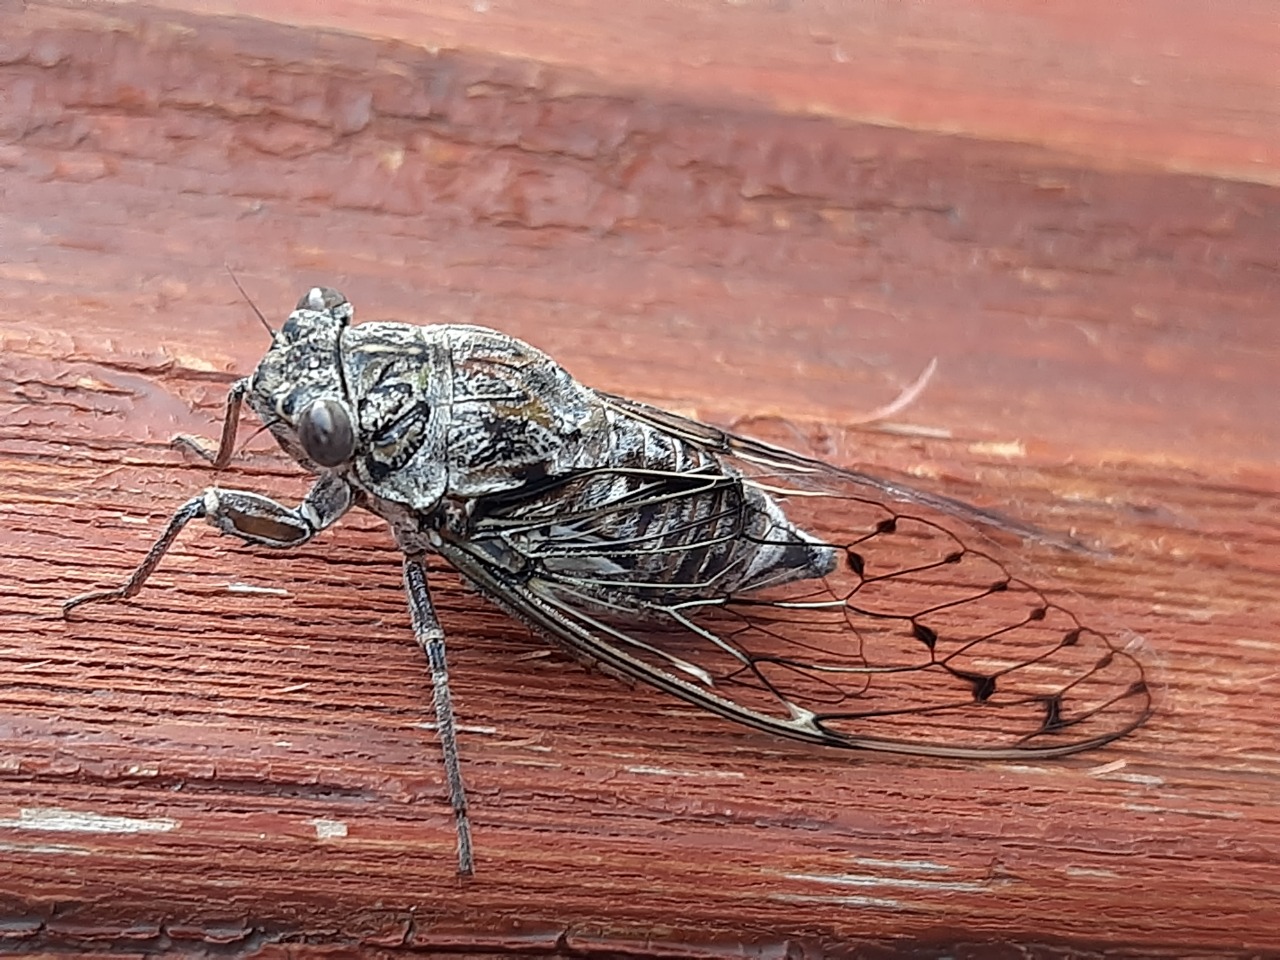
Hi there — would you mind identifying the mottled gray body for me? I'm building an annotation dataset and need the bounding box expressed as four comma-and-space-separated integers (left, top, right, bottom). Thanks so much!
249, 292, 835, 615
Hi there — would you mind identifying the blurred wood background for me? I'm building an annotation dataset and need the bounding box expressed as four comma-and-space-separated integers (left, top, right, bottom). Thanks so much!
1, 0, 1277, 956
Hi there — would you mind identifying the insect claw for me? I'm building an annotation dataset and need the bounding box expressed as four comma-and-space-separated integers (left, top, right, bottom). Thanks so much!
61, 588, 120, 617
172, 433, 217, 462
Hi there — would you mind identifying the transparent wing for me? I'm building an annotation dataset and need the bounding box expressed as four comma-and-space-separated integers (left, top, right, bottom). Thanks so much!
438, 395, 1152, 759
597, 392, 1094, 551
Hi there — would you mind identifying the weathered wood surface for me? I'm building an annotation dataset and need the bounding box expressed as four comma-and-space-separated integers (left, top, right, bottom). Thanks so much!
1, 1, 1278, 957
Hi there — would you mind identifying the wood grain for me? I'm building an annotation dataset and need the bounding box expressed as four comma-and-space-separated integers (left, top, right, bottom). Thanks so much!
1, 2, 1277, 956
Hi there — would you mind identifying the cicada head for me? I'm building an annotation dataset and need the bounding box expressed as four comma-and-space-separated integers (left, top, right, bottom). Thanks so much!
247, 286, 359, 474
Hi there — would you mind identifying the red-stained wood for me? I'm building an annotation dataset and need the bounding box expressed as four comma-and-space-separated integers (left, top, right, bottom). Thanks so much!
138, 0, 1280, 186
1, 2, 1278, 957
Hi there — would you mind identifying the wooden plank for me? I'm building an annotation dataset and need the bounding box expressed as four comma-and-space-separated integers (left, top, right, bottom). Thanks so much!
0, 2, 1277, 956
138, 0, 1280, 184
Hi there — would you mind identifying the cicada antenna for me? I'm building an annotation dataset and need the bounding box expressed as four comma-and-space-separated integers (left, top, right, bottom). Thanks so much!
224, 264, 274, 337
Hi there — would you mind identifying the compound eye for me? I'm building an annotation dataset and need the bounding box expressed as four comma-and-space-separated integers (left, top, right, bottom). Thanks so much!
297, 398, 355, 468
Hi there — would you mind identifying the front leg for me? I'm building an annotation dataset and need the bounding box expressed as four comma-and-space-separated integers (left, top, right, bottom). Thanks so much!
63, 474, 353, 614
172, 377, 249, 468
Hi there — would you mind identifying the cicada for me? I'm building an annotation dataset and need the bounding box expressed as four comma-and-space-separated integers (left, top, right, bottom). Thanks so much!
64, 287, 1152, 875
